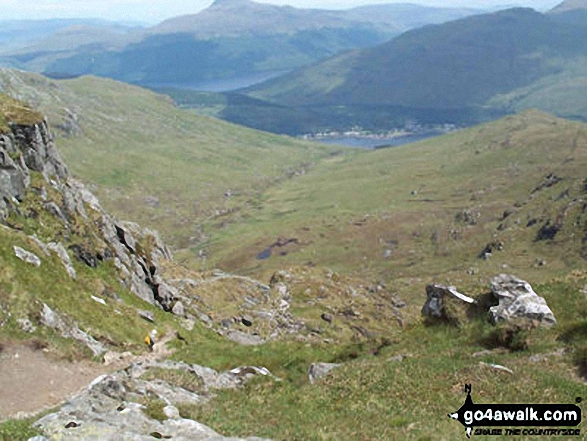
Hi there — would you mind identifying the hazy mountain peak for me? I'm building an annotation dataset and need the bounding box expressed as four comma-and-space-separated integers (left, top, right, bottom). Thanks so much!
550, 0, 587, 12
209, 0, 253, 8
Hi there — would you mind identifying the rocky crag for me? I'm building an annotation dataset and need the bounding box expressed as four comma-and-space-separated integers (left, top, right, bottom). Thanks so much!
0, 116, 184, 312
0, 95, 281, 440
32, 360, 273, 441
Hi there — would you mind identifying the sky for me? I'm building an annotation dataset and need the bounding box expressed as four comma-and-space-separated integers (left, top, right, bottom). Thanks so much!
0, 0, 563, 24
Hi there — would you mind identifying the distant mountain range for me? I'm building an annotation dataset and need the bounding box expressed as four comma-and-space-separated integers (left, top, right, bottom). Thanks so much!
0, 1, 479, 86
202, 5, 587, 134
0, 19, 140, 54
550, 0, 587, 13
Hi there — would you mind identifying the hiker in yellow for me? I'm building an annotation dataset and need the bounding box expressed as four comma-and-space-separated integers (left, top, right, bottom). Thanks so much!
144, 329, 157, 352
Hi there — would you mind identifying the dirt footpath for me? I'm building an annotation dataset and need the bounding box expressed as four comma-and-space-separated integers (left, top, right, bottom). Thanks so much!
0, 344, 106, 419
0, 335, 174, 420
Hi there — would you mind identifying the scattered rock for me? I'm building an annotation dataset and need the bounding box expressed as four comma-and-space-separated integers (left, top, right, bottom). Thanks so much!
171, 301, 185, 317
387, 353, 411, 363
55, 108, 82, 137
68, 244, 97, 268
91, 295, 107, 306
163, 405, 180, 419
138, 310, 155, 323
39, 303, 62, 330
536, 221, 561, 241
47, 242, 76, 279
489, 274, 556, 326
455, 209, 479, 225
241, 314, 254, 327
103, 351, 133, 366
14, 246, 41, 267
532, 173, 562, 193
421, 284, 476, 325
321, 312, 333, 323
269, 270, 291, 287
220, 318, 233, 329
226, 330, 264, 346
479, 361, 514, 374
478, 241, 503, 259
156, 281, 179, 311
33, 359, 275, 441
179, 316, 196, 331
40, 303, 106, 356
308, 362, 340, 384
144, 195, 160, 208
17, 318, 36, 333
528, 348, 566, 363
391, 298, 406, 308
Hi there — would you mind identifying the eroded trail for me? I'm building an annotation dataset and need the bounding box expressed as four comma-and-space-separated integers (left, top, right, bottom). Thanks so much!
0, 335, 174, 420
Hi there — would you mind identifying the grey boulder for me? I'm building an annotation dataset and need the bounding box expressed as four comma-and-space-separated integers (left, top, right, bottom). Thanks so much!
308, 362, 340, 384
14, 246, 41, 267
421, 284, 476, 325
489, 274, 556, 326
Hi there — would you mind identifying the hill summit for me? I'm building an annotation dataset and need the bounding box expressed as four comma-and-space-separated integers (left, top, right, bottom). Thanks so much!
209, 0, 252, 7
550, 0, 587, 12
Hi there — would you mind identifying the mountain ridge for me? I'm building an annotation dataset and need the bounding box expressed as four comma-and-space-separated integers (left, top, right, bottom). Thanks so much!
233, 7, 587, 134
0, 2, 480, 87
550, 0, 587, 12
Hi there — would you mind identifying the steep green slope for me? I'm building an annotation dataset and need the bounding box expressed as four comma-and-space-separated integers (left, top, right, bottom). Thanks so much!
0, 69, 337, 260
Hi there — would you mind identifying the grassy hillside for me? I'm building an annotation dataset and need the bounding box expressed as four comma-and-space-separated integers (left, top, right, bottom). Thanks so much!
198, 111, 587, 291
1, 84, 587, 441
0, 93, 43, 131
0, 69, 337, 262
180, 274, 587, 439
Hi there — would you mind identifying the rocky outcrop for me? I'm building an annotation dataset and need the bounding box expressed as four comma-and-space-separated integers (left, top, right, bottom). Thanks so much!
421, 284, 477, 325
40, 303, 106, 356
174, 268, 406, 345
0, 117, 176, 312
14, 246, 41, 267
308, 362, 340, 384
0, 121, 67, 216
33, 360, 273, 440
489, 274, 557, 326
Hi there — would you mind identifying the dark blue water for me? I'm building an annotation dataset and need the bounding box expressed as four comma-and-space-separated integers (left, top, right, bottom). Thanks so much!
256, 248, 272, 260
141, 70, 290, 93
310, 131, 444, 149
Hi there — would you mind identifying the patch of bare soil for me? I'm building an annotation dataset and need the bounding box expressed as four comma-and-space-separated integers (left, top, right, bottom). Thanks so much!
0, 335, 174, 420
0, 343, 106, 420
